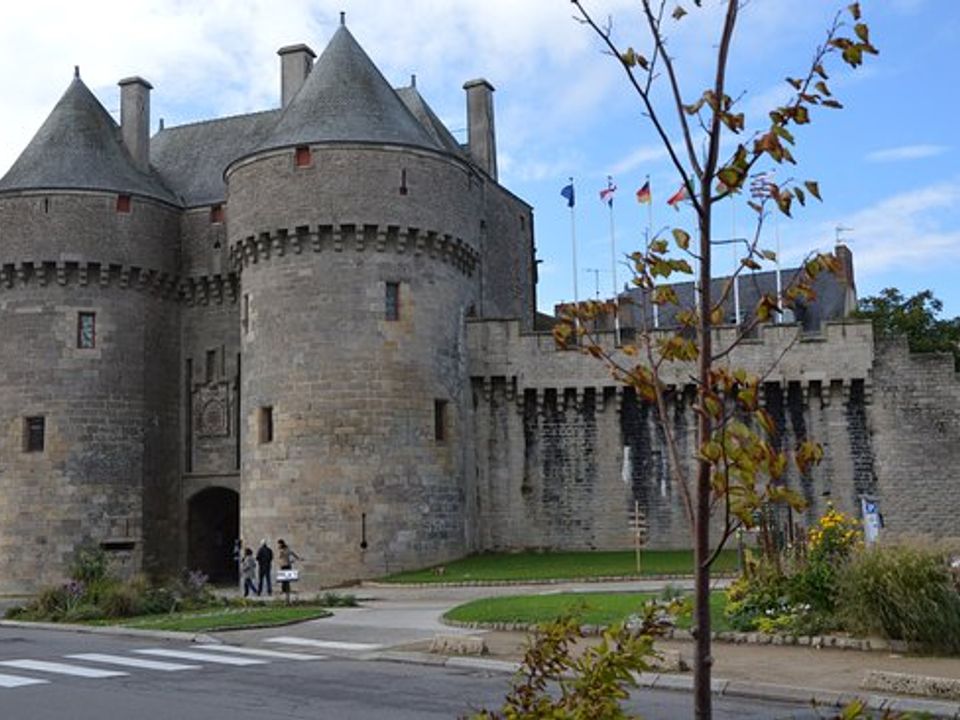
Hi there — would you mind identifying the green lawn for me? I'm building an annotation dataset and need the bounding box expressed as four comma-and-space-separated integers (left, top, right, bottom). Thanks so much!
444, 591, 729, 632
382, 549, 738, 584
99, 605, 332, 632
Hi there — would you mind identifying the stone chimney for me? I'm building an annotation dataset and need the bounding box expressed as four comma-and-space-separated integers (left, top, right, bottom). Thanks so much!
278, 44, 316, 107
463, 78, 497, 181
118, 76, 152, 173
835, 243, 858, 315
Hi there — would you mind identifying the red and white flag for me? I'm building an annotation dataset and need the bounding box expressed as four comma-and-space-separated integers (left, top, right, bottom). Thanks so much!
666, 184, 688, 209
599, 179, 617, 207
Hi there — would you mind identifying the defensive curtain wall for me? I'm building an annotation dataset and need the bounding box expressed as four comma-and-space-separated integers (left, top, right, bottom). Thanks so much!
468, 318, 960, 552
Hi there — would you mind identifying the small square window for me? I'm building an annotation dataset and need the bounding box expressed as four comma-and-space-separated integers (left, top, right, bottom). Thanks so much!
77, 312, 96, 349
385, 281, 400, 322
210, 204, 224, 224
259, 406, 274, 444
434, 399, 448, 443
116, 194, 131, 213
24, 416, 45, 453
294, 146, 312, 167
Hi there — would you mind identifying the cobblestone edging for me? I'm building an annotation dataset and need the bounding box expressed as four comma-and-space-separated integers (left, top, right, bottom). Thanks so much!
362, 573, 734, 589
442, 618, 902, 653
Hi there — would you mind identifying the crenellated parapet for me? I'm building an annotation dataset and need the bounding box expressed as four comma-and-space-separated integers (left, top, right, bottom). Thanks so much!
0, 258, 239, 306
229, 222, 479, 277
179, 273, 239, 306
1, 259, 181, 299
468, 318, 876, 410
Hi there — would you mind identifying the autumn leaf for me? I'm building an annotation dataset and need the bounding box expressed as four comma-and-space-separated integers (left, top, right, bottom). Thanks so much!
672, 5, 687, 20
672, 228, 691, 250
804, 180, 822, 201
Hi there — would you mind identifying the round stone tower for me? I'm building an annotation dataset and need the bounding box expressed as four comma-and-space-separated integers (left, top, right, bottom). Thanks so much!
227, 23, 483, 586
0, 73, 182, 591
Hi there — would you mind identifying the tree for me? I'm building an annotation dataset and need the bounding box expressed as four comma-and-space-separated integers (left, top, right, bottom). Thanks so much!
854, 287, 960, 368
558, 2, 877, 717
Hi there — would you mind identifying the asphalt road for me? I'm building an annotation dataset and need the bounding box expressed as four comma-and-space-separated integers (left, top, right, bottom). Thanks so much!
0, 626, 834, 719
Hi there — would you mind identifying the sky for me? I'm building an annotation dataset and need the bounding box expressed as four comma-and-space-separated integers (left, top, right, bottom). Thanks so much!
0, 0, 957, 317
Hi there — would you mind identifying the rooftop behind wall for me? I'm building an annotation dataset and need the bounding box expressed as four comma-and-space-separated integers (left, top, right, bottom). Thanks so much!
467, 318, 875, 390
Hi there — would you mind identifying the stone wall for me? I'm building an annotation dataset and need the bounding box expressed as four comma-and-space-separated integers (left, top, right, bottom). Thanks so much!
871, 339, 960, 542
468, 318, 886, 551
0, 278, 179, 591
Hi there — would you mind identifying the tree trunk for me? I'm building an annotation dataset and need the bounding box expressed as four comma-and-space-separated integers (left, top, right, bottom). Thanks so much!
694, 204, 714, 719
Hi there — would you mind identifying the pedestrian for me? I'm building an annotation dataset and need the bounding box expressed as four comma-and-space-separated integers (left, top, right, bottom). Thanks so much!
256, 539, 273, 596
277, 538, 301, 601
240, 547, 258, 598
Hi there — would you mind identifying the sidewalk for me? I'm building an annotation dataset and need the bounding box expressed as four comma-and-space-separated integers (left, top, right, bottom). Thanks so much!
350, 580, 960, 717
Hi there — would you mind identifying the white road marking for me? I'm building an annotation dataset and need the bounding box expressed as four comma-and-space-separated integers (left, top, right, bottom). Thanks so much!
66, 653, 200, 671
0, 673, 49, 688
0, 660, 128, 678
133, 649, 267, 666
264, 636, 385, 651
195, 645, 325, 661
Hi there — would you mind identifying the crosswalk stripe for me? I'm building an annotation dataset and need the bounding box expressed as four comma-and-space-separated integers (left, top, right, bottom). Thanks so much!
66, 654, 200, 671
195, 645, 324, 661
264, 636, 384, 651
133, 649, 267, 666
0, 673, 49, 688
0, 660, 128, 678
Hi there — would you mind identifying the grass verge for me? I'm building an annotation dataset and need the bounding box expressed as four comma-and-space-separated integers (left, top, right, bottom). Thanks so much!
382, 549, 738, 584
87, 605, 332, 632
443, 591, 729, 632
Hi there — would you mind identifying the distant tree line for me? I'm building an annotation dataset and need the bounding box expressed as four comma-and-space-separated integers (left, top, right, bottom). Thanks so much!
854, 287, 960, 369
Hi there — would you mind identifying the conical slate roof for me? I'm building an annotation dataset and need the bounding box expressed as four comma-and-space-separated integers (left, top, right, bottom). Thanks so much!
395, 84, 465, 157
254, 25, 440, 154
0, 76, 176, 204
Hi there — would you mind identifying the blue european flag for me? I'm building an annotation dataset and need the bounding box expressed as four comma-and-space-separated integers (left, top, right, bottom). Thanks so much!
560, 183, 575, 208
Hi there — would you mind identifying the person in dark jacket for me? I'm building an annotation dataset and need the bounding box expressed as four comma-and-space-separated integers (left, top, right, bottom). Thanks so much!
256, 539, 273, 596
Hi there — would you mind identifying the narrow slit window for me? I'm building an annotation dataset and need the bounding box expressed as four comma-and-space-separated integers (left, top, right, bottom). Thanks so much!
205, 349, 217, 383
399, 168, 408, 195
434, 399, 448, 443
116, 194, 131, 213
259, 406, 274, 444
242, 294, 250, 334
77, 311, 96, 349
24, 416, 45, 453
210, 204, 224, 224
385, 281, 400, 321
294, 145, 312, 167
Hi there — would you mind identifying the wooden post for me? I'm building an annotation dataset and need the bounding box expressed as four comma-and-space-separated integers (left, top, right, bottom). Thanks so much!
634, 500, 642, 575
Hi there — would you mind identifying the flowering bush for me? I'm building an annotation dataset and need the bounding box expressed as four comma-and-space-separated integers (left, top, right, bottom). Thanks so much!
725, 505, 863, 635
807, 503, 863, 563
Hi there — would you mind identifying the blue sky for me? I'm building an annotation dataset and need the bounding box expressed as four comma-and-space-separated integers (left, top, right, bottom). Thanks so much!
1, 0, 957, 317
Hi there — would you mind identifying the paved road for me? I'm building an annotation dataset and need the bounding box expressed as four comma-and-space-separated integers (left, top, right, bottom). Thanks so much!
0, 626, 829, 719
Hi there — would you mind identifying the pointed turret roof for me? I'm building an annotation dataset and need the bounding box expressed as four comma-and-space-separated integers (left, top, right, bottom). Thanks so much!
253, 25, 440, 155
0, 76, 176, 204
396, 84, 465, 157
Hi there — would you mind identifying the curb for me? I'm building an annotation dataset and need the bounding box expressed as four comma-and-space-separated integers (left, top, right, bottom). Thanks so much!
442, 618, 900, 653
0, 619, 218, 644
368, 650, 960, 718
362, 574, 734, 589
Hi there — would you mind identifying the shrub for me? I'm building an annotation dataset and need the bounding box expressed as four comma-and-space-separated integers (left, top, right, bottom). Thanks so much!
70, 544, 110, 584
171, 569, 213, 609
99, 583, 143, 618
319, 592, 358, 607
836, 544, 960, 653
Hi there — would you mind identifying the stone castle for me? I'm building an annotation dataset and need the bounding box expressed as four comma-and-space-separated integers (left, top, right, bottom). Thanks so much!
1, 20, 957, 594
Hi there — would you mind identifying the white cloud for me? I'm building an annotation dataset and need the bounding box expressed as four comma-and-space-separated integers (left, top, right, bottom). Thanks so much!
607, 144, 669, 176
866, 145, 950, 163
804, 182, 960, 276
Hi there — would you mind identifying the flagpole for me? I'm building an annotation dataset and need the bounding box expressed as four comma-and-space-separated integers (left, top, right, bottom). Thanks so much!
607, 175, 620, 345
569, 176, 579, 314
